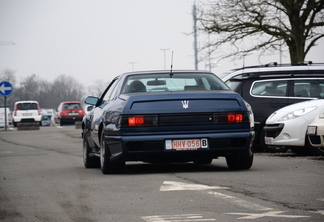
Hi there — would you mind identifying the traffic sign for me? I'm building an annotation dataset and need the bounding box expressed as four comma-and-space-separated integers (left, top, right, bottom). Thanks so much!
0, 81, 13, 96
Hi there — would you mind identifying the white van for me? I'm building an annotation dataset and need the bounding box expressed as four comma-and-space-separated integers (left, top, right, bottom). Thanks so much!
0, 107, 12, 128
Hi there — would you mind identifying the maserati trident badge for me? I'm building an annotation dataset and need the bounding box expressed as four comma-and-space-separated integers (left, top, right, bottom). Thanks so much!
181, 100, 189, 109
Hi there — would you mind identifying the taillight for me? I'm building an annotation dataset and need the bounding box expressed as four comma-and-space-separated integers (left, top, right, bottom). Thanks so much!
214, 112, 248, 124
227, 113, 243, 123
121, 115, 158, 127
37, 104, 41, 115
13, 105, 18, 116
128, 116, 144, 126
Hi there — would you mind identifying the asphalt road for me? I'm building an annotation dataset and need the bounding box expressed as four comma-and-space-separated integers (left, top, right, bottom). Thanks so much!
0, 126, 324, 222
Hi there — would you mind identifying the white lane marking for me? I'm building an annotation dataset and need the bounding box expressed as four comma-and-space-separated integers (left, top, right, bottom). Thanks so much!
225, 211, 309, 219
311, 210, 324, 215
207, 191, 273, 211
160, 181, 230, 191
159, 181, 310, 219
142, 214, 216, 222
160, 181, 271, 211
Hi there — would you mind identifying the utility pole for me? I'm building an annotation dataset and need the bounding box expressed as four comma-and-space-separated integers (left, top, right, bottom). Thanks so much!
193, 1, 199, 70
160, 48, 169, 70
0, 41, 15, 131
129, 62, 136, 71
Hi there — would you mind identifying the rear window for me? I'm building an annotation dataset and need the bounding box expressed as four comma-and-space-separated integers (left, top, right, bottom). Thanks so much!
16, 103, 38, 110
62, 103, 81, 110
122, 73, 229, 93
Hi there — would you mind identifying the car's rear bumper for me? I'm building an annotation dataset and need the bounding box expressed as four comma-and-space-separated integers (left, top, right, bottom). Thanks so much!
60, 116, 84, 122
13, 116, 42, 122
105, 131, 254, 162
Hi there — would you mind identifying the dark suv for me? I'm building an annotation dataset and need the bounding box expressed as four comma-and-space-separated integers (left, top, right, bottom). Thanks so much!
221, 62, 324, 151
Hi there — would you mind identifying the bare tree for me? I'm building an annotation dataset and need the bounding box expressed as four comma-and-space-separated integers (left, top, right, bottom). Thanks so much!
197, 0, 324, 64
0, 68, 16, 85
87, 79, 110, 97
51, 74, 85, 108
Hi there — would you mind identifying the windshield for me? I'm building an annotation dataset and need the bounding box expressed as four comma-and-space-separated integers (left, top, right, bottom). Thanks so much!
122, 73, 229, 93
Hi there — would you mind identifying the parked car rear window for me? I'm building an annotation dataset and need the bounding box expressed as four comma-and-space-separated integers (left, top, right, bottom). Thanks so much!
63, 103, 81, 110
17, 103, 38, 110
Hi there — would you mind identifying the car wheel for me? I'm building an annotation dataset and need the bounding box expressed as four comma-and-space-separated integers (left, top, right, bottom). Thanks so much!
290, 136, 312, 156
13, 121, 17, 127
310, 146, 324, 156
83, 133, 99, 168
307, 136, 324, 156
226, 153, 253, 170
193, 158, 213, 164
100, 130, 125, 174
60, 119, 64, 126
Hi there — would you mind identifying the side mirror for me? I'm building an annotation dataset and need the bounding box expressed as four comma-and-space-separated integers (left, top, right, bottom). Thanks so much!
84, 96, 99, 106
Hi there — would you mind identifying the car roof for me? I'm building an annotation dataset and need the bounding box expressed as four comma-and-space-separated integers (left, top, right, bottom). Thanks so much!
120, 70, 215, 78
14, 100, 39, 104
222, 62, 324, 81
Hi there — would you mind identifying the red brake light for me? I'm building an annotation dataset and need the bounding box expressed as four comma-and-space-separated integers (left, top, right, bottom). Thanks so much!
122, 115, 158, 127
128, 116, 144, 126
227, 113, 243, 123
13, 105, 18, 116
37, 104, 41, 115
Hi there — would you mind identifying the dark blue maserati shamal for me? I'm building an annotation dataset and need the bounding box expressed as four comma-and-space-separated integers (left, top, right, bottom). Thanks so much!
82, 70, 255, 174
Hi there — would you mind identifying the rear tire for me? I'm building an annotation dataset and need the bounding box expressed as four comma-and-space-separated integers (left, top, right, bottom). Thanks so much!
83, 133, 99, 168
100, 130, 125, 174
226, 153, 253, 170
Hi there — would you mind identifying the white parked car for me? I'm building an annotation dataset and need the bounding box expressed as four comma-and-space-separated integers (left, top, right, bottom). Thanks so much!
0, 107, 12, 128
12, 101, 42, 127
41, 108, 56, 125
307, 108, 324, 155
264, 99, 324, 155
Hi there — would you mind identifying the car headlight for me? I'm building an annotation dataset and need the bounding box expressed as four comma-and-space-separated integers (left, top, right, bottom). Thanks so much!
278, 106, 317, 121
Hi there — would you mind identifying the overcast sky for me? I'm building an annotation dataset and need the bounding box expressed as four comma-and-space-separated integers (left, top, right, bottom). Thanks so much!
0, 0, 323, 87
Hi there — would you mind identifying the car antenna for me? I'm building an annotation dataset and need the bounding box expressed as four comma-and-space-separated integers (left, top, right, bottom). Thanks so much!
170, 51, 174, 78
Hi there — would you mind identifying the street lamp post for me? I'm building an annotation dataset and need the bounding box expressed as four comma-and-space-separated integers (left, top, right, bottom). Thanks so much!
160, 48, 169, 70
129, 62, 137, 71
